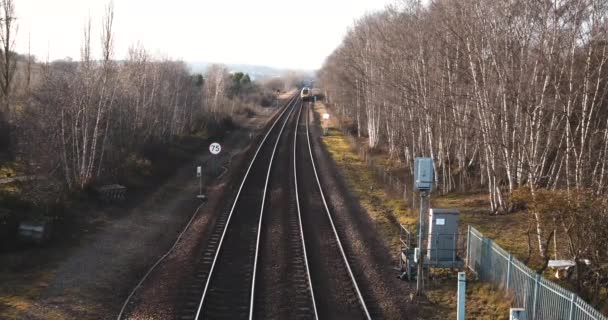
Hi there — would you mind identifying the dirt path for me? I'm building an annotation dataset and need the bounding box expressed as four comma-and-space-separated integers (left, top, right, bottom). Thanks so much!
0, 108, 276, 320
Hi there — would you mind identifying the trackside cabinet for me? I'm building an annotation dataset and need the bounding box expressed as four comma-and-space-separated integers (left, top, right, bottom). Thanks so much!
414, 157, 434, 191
427, 208, 460, 264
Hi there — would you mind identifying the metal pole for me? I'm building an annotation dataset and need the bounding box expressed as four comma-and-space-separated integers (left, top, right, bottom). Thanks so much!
417, 191, 428, 295
457, 272, 466, 320
196, 165, 204, 199
532, 273, 540, 320
568, 293, 576, 320
510, 308, 525, 320
506, 254, 512, 293
466, 225, 472, 270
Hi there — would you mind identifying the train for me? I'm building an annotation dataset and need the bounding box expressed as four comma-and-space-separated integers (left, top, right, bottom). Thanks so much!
300, 87, 312, 102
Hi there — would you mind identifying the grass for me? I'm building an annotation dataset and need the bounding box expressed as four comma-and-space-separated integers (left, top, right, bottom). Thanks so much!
0, 252, 84, 320
314, 101, 517, 319
433, 193, 532, 260
0, 264, 102, 320
0, 162, 16, 179
0, 272, 60, 320
423, 279, 512, 320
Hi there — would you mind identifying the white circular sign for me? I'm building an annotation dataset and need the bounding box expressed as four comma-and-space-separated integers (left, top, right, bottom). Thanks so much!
323, 113, 330, 120
209, 142, 221, 155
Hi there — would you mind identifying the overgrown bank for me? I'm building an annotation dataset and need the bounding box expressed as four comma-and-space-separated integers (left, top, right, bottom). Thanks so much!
315, 101, 525, 319
319, 0, 608, 307
0, 100, 283, 319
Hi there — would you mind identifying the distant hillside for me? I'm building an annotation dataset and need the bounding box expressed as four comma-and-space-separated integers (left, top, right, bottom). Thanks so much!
188, 62, 313, 80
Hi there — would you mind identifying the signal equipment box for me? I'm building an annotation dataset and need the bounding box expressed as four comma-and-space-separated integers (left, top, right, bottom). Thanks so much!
414, 157, 434, 191
427, 208, 460, 263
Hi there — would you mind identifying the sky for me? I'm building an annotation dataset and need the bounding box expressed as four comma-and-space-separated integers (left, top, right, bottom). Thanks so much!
15, 0, 396, 70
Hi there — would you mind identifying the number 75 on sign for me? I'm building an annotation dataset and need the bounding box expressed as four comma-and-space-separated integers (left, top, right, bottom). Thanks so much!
209, 142, 221, 155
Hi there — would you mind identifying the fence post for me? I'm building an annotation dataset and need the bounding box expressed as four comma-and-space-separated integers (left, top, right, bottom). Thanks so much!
532, 273, 540, 320
457, 272, 466, 320
510, 308, 525, 320
466, 225, 472, 270
506, 254, 512, 293
568, 293, 576, 320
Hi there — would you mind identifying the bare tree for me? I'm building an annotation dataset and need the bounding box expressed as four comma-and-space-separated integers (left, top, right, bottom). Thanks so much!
0, 0, 16, 154
319, 0, 608, 299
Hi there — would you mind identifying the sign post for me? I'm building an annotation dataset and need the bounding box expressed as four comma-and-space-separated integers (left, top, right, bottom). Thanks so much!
209, 142, 222, 175
196, 142, 221, 200
196, 165, 206, 200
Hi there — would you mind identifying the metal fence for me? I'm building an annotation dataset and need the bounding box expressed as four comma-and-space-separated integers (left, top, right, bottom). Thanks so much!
467, 226, 607, 320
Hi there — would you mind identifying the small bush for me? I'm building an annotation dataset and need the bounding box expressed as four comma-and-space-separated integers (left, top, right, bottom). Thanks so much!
221, 116, 235, 131
260, 95, 273, 107
0, 162, 16, 179
126, 153, 152, 177
239, 107, 256, 118
206, 115, 236, 140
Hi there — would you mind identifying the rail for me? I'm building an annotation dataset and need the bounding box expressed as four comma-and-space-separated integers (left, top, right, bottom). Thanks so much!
292, 102, 320, 319
117, 94, 298, 320
194, 94, 298, 319
304, 103, 372, 320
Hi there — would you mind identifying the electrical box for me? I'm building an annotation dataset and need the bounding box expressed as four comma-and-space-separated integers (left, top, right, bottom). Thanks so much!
427, 208, 459, 262
414, 157, 434, 191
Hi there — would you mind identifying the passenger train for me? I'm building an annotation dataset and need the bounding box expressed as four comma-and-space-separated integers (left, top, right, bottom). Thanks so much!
300, 87, 312, 102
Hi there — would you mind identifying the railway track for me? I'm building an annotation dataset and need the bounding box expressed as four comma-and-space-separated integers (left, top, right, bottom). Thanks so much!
177, 95, 297, 320
295, 103, 373, 320
253, 100, 317, 319
178, 96, 372, 320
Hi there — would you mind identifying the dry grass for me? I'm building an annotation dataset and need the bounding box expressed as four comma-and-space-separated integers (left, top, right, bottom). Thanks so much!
432, 193, 532, 260
423, 278, 512, 320
314, 101, 517, 319
0, 162, 16, 179
315, 103, 415, 251
278, 89, 297, 100
0, 266, 77, 320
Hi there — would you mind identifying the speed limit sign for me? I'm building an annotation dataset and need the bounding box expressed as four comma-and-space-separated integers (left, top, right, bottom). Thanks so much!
209, 142, 221, 155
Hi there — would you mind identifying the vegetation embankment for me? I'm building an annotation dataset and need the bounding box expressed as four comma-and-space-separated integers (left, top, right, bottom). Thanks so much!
314, 101, 513, 319
0, 0, 298, 245
319, 0, 608, 311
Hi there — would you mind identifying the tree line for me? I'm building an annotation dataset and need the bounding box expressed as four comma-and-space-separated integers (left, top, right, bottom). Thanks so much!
0, 1, 276, 202
319, 0, 608, 303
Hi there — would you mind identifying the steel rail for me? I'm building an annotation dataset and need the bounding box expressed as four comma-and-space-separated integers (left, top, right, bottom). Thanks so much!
304, 103, 372, 320
292, 102, 320, 320
248, 98, 299, 319
194, 94, 298, 320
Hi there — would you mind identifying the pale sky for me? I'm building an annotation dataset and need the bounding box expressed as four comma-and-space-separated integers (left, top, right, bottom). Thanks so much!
15, 0, 396, 70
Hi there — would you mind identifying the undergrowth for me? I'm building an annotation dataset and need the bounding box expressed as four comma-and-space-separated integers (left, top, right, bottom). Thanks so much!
315, 101, 514, 319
